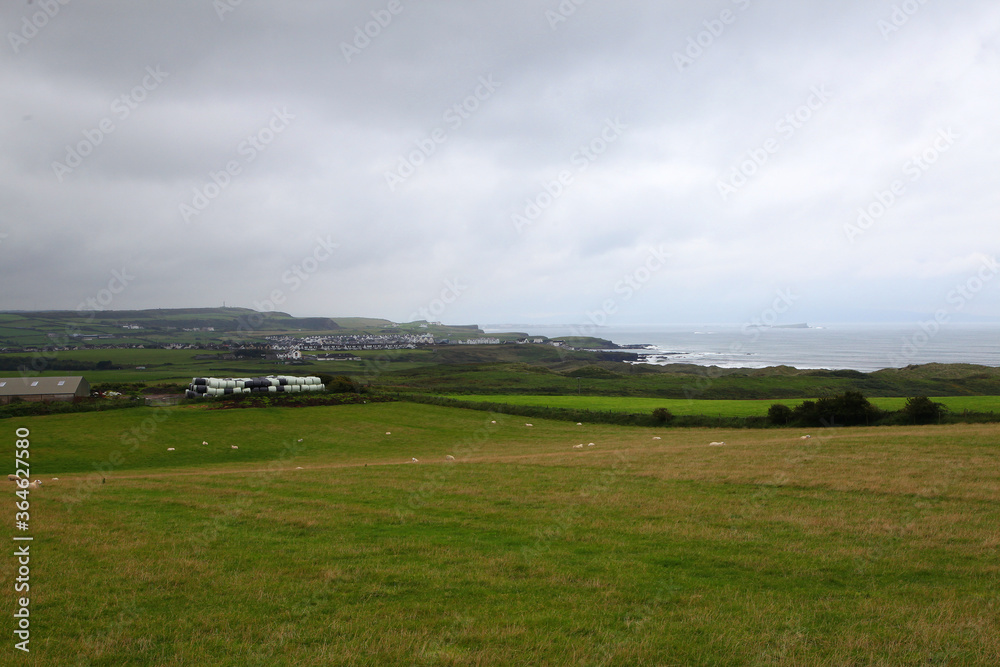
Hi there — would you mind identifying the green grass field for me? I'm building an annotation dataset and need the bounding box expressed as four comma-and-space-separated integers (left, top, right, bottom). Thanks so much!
440, 394, 1000, 417
3, 403, 999, 665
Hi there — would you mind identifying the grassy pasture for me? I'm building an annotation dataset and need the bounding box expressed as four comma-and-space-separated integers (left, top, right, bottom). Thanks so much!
439, 394, 1000, 417
3, 404, 999, 665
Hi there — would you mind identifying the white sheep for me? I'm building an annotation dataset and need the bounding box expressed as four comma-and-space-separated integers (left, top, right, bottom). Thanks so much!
231, 445, 239, 449
709, 441, 726, 447
587, 443, 595, 447
386, 432, 392, 435
298, 438, 304, 442
652, 437, 661, 441
26, 480, 41, 490
7, 474, 17, 481
445, 455, 456, 461
411, 458, 419, 463
51, 478, 59, 481
491, 420, 497, 424
167, 448, 175, 451
573, 444, 584, 450
525, 423, 533, 427
202, 441, 208, 446
577, 423, 583, 426
800, 435, 811, 440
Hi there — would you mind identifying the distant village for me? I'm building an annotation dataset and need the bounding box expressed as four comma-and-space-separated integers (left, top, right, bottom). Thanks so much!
2, 328, 560, 358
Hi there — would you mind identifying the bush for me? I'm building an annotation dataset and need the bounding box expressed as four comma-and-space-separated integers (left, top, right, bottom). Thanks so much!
791, 391, 881, 427
652, 407, 674, 424
767, 403, 793, 425
325, 375, 361, 393
903, 396, 946, 424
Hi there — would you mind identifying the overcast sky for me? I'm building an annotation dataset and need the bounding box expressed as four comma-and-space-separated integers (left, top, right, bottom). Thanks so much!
2, 0, 999, 326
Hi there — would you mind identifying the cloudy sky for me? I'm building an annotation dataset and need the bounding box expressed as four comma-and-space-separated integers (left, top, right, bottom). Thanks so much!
2, 0, 999, 326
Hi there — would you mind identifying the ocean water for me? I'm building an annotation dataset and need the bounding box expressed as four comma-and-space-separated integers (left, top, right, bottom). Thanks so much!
483, 324, 1000, 372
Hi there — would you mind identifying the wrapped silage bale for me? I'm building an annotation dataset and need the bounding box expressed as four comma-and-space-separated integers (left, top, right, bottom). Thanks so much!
268, 385, 277, 393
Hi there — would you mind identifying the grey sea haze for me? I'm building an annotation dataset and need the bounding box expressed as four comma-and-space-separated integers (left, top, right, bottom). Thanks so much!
483, 324, 1000, 372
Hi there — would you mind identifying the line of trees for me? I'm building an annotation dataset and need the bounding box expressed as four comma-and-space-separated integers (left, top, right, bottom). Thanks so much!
767, 392, 948, 427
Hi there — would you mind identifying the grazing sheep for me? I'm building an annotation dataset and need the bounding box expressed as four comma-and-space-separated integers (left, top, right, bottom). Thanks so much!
167, 448, 175, 451
231, 445, 239, 449
709, 441, 726, 447
411, 458, 419, 463
202, 441, 208, 446
296, 467, 304, 470
587, 443, 595, 447
573, 444, 584, 450
445, 455, 456, 461
386, 432, 392, 435
7, 474, 17, 481
26, 480, 41, 490
491, 420, 497, 424
51, 477, 59, 481
652, 437, 661, 441
298, 438, 304, 442
577, 423, 583, 426
800, 435, 811, 440
525, 423, 533, 427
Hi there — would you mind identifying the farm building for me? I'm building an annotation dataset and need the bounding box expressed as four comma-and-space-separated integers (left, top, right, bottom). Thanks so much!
0, 376, 91, 405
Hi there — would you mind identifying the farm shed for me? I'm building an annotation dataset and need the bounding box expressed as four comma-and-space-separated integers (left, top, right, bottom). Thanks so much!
0, 376, 91, 405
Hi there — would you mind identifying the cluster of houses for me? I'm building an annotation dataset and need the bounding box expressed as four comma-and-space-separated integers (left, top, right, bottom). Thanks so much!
265, 333, 436, 354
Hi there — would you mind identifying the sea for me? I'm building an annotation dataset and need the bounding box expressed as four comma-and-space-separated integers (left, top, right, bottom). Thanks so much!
482, 323, 1000, 372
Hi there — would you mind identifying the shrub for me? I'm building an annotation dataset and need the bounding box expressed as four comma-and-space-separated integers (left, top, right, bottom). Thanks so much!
791, 391, 881, 427
903, 396, 947, 424
767, 403, 793, 425
652, 407, 674, 424
325, 375, 359, 393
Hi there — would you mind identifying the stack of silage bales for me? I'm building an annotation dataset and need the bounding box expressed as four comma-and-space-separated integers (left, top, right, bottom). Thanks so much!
185, 376, 325, 399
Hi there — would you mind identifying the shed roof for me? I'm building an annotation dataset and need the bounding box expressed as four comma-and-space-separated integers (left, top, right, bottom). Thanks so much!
0, 376, 89, 396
